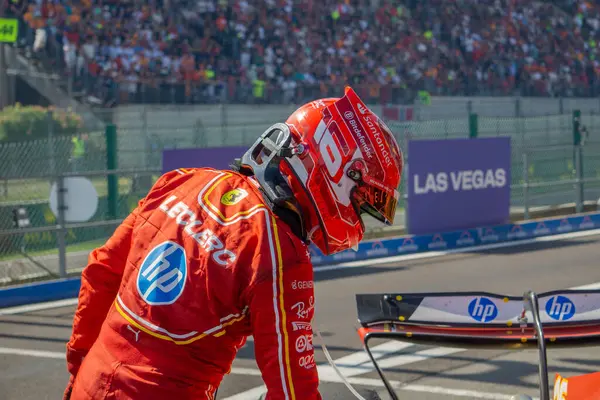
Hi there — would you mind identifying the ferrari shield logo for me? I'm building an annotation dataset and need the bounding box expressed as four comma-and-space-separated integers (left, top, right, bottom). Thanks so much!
221, 188, 248, 206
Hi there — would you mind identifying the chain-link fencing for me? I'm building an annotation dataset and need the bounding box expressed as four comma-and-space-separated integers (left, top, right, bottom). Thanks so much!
1, 111, 600, 287
0, 168, 161, 286
0, 122, 116, 286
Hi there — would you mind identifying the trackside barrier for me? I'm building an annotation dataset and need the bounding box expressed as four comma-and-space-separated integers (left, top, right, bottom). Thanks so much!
0, 277, 81, 308
1, 213, 599, 308
309, 212, 600, 265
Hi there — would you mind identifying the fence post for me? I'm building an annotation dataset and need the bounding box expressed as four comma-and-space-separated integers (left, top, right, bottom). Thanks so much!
48, 110, 67, 277
575, 146, 583, 213
522, 152, 530, 220
403, 158, 410, 233
559, 97, 564, 114
57, 174, 67, 277
573, 110, 582, 146
142, 107, 149, 169
106, 124, 119, 219
469, 113, 478, 138
221, 103, 228, 145
573, 110, 584, 212
47, 111, 56, 176
67, 68, 73, 98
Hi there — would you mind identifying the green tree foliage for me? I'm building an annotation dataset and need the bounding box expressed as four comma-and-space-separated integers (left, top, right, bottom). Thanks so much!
0, 104, 84, 143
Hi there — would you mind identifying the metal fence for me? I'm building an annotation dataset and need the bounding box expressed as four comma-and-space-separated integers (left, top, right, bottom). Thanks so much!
0, 167, 160, 286
97, 106, 600, 168
1, 111, 599, 286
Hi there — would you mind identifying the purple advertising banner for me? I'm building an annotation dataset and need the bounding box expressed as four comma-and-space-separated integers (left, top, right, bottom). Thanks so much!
407, 137, 511, 235
162, 147, 247, 174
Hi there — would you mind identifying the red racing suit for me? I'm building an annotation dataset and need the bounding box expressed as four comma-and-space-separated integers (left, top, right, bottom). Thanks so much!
65, 167, 322, 400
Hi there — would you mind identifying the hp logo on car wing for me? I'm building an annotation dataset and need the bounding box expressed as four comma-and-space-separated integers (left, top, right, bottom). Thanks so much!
137, 241, 187, 305
545, 295, 576, 321
468, 297, 498, 323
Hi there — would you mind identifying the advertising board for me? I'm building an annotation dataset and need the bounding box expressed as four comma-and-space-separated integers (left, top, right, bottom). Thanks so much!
407, 137, 511, 235
162, 147, 247, 173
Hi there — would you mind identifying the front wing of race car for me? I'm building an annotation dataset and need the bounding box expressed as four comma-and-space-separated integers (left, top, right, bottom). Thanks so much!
355, 290, 600, 400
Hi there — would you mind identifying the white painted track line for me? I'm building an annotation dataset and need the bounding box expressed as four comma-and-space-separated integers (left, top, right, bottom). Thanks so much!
317, 341, 415, 380
0, 347, 67, 359
226, 367, 262, 377
221, 385, 267, 400
400, 384, 532, 400
376, 346, 464, 370
221, 379, 523, 400
0, 298, 78, 316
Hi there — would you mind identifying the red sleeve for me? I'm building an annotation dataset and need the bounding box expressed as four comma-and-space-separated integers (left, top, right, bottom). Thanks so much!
65, 170, 185, 376
245, 221, 322, 400
65, 209, 137, 376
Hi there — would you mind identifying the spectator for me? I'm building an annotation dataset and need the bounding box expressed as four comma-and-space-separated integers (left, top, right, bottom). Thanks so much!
8, 0, 600, 105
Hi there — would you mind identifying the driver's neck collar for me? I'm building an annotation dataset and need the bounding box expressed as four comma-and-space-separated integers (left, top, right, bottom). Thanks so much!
231, 162, 308, 243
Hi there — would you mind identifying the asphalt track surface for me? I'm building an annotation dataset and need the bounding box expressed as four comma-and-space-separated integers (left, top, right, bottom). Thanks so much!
1, 233, 600, 400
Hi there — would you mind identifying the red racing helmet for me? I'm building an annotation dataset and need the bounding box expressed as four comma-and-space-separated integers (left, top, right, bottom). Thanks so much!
239, 87, 404, 255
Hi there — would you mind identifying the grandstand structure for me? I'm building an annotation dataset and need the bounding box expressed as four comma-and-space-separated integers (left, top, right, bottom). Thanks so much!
2, 0, 600, 108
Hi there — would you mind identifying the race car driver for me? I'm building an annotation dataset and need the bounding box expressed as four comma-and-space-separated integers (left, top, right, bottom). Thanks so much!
63, 86, 404, 400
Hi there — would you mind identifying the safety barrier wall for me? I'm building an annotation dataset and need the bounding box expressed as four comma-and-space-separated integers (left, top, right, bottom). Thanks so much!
309, 212, 600, 265
0, 277, 81, 308
1, 212, 599, 308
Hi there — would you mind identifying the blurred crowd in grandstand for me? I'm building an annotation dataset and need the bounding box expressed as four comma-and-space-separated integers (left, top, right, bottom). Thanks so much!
4, 0, 600, 106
